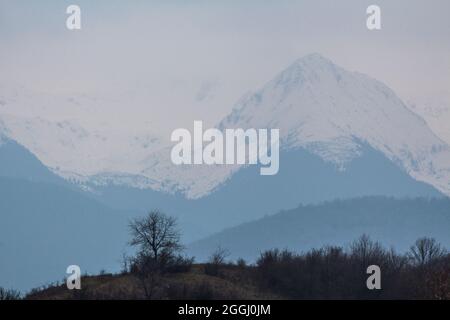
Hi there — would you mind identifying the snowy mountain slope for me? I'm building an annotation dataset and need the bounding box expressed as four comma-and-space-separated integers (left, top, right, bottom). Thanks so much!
0, 112, 165, 184
220, 53, 450, 198
0, 82, 166, 182
408, 97, 450, 146
107, 53, 450, 199
0, 53, 449, 198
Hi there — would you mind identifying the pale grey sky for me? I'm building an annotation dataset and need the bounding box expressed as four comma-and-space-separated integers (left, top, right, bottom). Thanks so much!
1, 0, 449, 132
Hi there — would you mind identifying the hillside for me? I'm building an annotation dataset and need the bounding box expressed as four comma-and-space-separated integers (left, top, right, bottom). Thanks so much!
25, 265, 279, 300
24, 240, 450, 300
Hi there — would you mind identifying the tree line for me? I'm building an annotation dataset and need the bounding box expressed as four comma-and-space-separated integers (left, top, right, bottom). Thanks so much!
2, 210, 449, 300
122, 210, 450, 300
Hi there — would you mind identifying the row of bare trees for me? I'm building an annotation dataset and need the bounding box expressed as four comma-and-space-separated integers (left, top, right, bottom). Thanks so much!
125, 210, 449, 299
256, 235, 449, 299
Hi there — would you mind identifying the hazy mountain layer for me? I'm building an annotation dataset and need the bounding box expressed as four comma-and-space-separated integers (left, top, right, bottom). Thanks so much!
188, 197, 450, 261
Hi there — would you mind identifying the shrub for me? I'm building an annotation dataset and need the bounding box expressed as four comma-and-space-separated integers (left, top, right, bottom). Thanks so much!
204, 246, 229, 276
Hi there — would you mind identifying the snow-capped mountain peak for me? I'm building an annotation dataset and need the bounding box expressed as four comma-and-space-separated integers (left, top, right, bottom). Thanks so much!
220, 53, 450, 195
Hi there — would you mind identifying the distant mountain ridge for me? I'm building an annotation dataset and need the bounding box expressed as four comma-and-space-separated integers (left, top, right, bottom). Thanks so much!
188, 197, 450, 261
83, 144, 443, 244
0, 136, 130, 292
0, 176, 129, 293
0, 137, 69, 186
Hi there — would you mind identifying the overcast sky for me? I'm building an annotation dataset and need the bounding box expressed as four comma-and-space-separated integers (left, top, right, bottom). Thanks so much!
1, 0, 449, 132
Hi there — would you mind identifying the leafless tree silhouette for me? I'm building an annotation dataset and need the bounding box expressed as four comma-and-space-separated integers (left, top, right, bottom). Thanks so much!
129, 210, 182, 264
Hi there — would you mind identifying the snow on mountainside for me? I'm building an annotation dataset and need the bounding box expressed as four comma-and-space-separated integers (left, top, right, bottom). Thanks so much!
408, 97, 450, 146
220, 53, 450, 197
0, 113, 164, 184
0, 54, 449, 198
0, 82, 165, 185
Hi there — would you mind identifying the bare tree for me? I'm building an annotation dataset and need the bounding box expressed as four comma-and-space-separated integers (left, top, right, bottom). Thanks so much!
128, 210, 183, 299
120, 252, 130, 274
205, 246, 230, 276
349, 234, 386, 267
129, 210, 182, 264
409, 237, 447, 266
209, 246, 230, 265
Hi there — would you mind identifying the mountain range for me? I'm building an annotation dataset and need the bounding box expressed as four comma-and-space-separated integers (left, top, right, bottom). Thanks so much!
1, 54, 450, 199
0, 53, 449, 291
